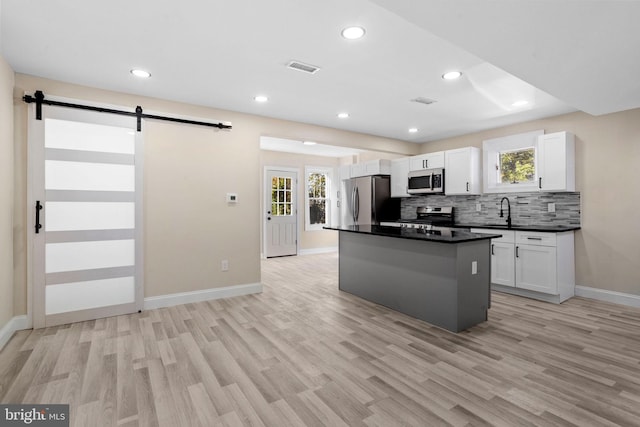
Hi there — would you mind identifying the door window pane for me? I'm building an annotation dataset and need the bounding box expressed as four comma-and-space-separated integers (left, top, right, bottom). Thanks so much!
45, 160, 135, 191
46, 202, 135, 231
45, 119, 135, 154
271, 176, 294, 216
46, 239, 134, 273
46, 276, 135, 315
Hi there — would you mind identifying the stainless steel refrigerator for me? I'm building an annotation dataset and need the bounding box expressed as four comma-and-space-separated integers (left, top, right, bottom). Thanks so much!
340, 175, 400, 226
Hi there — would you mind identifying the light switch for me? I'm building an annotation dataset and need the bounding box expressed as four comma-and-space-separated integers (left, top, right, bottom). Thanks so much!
226, 193, 238, 203
476, 203, 482, 212
471, 261, 477, 275
548, 203, 555, 213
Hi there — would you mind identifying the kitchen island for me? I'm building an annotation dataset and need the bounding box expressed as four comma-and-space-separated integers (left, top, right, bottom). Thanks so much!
324, 225, 501, 332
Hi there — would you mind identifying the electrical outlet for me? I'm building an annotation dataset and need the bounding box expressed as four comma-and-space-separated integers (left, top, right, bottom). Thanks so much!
476, 203, 482, 212
221, 260, 229, 271
548, 203, 556, 213
471, 261, 477, 275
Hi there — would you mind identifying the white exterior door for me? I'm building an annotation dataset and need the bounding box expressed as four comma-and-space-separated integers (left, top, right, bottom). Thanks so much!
29, 104, 143, 328
265, 169, 297, 257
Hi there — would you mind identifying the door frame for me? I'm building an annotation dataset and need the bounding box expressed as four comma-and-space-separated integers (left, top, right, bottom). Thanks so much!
262, 166, 299, 258
26, 97, 144, 328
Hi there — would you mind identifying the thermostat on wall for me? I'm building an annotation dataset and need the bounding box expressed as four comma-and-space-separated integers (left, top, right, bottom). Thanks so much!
226, 193, 238, 203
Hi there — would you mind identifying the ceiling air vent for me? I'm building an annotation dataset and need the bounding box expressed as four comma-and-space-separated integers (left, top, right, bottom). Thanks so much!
287, 61, 320, 74
411, 97, 437, 105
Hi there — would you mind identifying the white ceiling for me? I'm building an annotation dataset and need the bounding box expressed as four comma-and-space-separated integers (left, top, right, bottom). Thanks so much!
1, 1, 636, 144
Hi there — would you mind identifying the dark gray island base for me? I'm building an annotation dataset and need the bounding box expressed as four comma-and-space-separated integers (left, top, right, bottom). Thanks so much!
325, 225, 500, 333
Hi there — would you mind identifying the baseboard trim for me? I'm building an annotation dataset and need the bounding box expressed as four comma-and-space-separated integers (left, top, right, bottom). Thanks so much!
298, 247, 338, 256
575, 285, 640, 308
143, 282, 263, 310
0, 315, 29, 351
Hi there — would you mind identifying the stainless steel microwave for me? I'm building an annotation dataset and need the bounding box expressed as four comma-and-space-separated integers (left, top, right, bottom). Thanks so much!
407, 168, 445, 194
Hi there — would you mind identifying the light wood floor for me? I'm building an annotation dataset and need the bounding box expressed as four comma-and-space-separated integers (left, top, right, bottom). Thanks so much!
2, 253, 640, 426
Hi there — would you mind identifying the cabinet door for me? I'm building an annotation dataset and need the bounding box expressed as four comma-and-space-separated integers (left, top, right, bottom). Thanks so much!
390, 158, 410, 197
445, 147, 481, 195
409, 152, 444, 171
515, 244, 557, 294
491, 242, 515, 287
538, 132, 575, 191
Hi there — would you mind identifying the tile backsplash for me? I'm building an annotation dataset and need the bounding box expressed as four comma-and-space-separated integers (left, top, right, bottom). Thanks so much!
400, 192, 581, 227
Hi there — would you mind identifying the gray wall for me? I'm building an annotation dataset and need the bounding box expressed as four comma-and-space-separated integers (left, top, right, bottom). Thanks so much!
401, 192, 581, 227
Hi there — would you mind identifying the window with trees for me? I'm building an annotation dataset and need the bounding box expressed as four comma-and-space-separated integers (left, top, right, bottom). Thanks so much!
483, 130, 543, 193
305, 167, 331, 230
498, 147, 535, 184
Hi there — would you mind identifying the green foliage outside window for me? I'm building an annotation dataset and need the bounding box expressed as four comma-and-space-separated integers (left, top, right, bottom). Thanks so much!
499, 148, 535, 184
307, 172, 327, 225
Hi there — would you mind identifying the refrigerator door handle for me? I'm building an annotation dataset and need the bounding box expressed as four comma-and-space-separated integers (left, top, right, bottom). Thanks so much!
354, 186, 360, 223
351, 187, 357, 223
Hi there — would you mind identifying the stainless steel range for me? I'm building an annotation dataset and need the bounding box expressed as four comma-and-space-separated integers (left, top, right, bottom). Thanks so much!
380, 206, 454, 232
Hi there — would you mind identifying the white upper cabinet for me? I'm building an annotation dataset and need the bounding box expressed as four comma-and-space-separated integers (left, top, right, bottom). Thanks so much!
350, 159, 391, 178
537, 132, 575, 192
409, 151, 444, 171
390, 158, 411, 198
444, 147, 481, 195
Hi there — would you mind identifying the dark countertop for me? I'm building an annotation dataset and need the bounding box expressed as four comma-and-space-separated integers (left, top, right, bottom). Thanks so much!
453, 223, 581, 232
324, 225, 502, 244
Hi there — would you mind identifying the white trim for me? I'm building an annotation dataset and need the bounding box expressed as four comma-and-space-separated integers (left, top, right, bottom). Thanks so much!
0, 315, 29, 351
298, 247, 338, 256
575, 286, 640, 308
143, 283, 263, 310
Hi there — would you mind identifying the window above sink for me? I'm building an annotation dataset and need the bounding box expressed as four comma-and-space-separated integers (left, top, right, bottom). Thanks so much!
483, 129, 543, 193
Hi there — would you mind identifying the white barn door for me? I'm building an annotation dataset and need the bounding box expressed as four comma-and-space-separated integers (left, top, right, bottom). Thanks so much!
29, 104, 144, 328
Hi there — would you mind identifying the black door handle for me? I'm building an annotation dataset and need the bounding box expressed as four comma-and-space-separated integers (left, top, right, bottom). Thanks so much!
466, 182, 470, 192
267, 217, 271, 221
538, 177, 542, 189
35, 200, 43, 234
516, 246, 519, 258
491, 244, 494, 255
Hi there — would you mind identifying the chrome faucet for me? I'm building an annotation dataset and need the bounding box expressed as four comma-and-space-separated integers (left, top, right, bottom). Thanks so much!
499, 197, 512, 228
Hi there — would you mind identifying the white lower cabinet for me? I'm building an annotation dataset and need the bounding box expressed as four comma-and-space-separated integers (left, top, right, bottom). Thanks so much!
491, 242, 515, 287
471, 228, 575, 303
515, 244, 557, 294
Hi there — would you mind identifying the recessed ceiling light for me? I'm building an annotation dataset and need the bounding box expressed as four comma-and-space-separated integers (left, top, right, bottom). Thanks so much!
130, 69, 151, 78
512, 100, 529, 107
442, 71, 462, 80
254, 95, 268, 103
341, 26, 365, 40
303, 141, 317, 146
337, 112, 350, 119
408, 128, 418, 133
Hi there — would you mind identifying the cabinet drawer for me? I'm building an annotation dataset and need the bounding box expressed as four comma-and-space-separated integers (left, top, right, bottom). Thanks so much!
471, 228, 515, 243
516, 231, 556, 246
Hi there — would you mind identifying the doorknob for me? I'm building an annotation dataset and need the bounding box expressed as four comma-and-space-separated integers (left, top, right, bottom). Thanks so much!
267, 217, 272, 221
